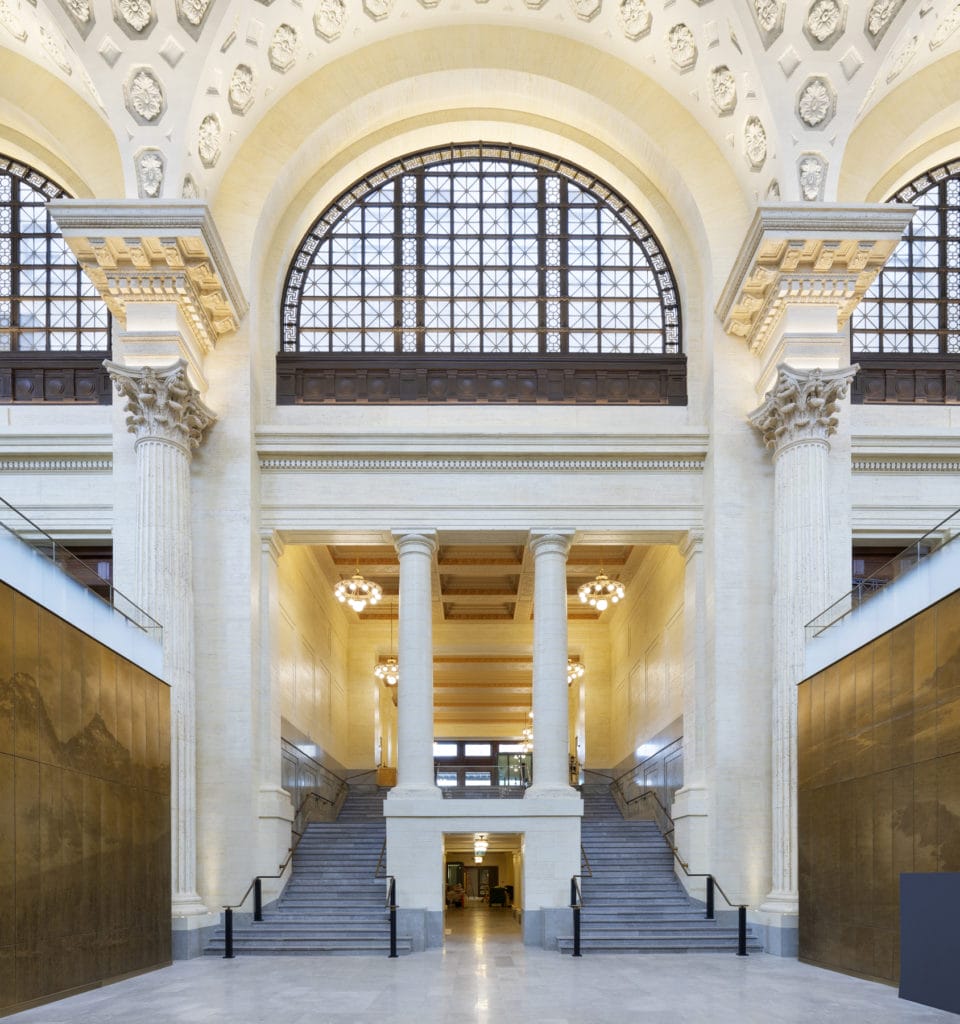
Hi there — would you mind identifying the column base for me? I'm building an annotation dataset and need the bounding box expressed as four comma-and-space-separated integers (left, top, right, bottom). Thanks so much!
171, 891, 210, 917
171, 909, 220, 959
759, 890, 799, 915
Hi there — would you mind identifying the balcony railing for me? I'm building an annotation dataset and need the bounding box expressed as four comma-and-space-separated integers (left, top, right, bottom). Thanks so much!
806, 507, 960, 641
0, 494, 161, 642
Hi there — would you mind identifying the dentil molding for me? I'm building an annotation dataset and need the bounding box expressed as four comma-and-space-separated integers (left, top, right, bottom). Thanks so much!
716, 204, 916, 356
47, 201, 247, 356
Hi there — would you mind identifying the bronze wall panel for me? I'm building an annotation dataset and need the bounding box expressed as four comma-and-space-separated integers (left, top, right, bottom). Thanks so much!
1, 581, 170, 1015
799, 588, 960, 984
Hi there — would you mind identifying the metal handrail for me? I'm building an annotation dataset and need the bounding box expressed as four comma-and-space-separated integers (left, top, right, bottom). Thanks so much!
385, 875, 398, 958
375, 840, 387, 879
610, 737, 683, 793
0, 493, 161, 639
806, 506, 960, 640
632, 787, 747, 953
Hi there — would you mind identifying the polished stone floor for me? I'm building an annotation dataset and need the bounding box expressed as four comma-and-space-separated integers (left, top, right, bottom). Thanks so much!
11, 908, 956, 1023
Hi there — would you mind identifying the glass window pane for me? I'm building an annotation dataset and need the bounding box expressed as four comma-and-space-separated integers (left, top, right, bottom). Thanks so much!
435, 771, 458, 787
464, 743, 491, 757
464, 772, 492, 786
433, 742, 458, 757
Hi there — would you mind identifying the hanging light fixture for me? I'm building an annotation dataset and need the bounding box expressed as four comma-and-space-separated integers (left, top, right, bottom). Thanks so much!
335, 563, 383, 613
521, 711, 533, 753
473, 834, 489, 861
577, 569, 625, 612
567, 658, 585, 686
374, 601, 399, 688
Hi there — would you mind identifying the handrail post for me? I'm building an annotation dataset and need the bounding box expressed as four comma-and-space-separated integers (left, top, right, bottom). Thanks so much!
737, 905, 748, 956
571, 877, 582, 958
388, 877, 398, 959
254, 877, 263, 922
705, 876, 714, 920
223, 908, 234, 959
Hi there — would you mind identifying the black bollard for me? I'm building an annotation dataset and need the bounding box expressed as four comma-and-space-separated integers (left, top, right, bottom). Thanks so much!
737, 905, 748, 956
706, 876, 715, 920
254, 878, 263, 922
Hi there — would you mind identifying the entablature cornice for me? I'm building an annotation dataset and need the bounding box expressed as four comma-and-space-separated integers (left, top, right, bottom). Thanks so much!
0, 431, 113, 472
851, 432, 960, 473
47, 201, 248, 357
716, 204, 915, 357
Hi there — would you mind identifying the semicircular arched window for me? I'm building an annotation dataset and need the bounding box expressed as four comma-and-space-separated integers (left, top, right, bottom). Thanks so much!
278, 145, 685, 405
851, 158, 960, 404
0, 154, 112, 404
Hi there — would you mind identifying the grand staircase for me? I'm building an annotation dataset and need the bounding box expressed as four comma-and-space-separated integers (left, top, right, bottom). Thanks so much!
205, 786, 412, 956
557, 785, 762, 954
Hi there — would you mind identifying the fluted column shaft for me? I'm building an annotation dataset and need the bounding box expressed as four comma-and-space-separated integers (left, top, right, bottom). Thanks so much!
750, 364, 856, 913
527, 530, 574, 797
107, 359, 215, 915
391, 530, 440, 798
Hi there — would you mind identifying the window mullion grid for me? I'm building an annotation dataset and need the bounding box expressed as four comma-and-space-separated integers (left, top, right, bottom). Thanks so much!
938, 180, 948, 355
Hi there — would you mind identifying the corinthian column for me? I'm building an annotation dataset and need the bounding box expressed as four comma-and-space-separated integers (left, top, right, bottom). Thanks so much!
749, 363, 856, 914
106, 358, 215, 916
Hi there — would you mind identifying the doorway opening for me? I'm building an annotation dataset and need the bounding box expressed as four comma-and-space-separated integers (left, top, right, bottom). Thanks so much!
443, 832, 523, 947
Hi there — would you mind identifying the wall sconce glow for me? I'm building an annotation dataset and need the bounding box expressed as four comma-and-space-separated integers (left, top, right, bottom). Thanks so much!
334, 570, 382, 612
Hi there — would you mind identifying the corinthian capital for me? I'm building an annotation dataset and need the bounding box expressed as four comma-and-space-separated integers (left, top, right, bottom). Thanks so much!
749, 363, 857, 452
105, 359, 216, 452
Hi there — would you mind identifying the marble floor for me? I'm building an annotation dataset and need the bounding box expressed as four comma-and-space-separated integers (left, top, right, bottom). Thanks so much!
9, 909, 956, 1024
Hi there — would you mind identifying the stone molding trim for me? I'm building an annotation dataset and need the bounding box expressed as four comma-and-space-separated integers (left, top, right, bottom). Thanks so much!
852, 458, 960, 473
106, 358, 216, 453
259, 455, 705, 473
749, 363, 858, 450
47, 201, 247, 356
277, 355, 687, 406
716, 204, 916, 356
0, 456, 112, 472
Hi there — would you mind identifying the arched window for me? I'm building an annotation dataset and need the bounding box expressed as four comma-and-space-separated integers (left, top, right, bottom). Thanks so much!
0, 154, 111, 404
279, 145, 685, 405
851, 158, 960, 404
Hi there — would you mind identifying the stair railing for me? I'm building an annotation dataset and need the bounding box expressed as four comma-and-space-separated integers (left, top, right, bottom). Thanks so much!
632, 787, 749, 957
385, 875, 398, 959
220, 787, 343, 959
568, 845, 593, 957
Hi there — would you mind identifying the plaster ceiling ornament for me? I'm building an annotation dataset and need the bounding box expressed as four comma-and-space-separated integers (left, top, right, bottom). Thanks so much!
182, 174, 199, 198
618, 0, 651, 39
865, 0, 904, 45
710, 64, 737, 114
177, 0, 211, 28
804, 0, 843, 44
751, 0, 784, 46
749, 365, 858, 451
125, 67, 164, 122
0, 0, 28, 42
313, 0, 345, 40
198, 114, 222, 168
886, 34, 919, 82
931, 3, 960, 49
40, 26, 72, 74
135, 148, 164, 198
269, 23, 298, 71
115, 0, 152, 32
570, 0, 601, 22
798, 152, 827, 200
80, 66, 104, 108
107, 361, 216, 452
766, 179, 781, 200
797, 75, 836, 129
228, 63, 255, 114
60, 0, 90, 23
667, 23, 697, 71
363, 0, 394, 20
744, 115, 767, 169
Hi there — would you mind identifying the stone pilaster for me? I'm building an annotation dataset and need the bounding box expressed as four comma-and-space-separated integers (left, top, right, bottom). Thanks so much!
749, 363, 857, 913
526, 530, 575, 799
106, 358, 215, 916
390, 530, 441, 799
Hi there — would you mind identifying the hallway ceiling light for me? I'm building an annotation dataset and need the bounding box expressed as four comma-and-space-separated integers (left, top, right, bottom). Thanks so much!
577, 571, 625, 612
334, 569, 382, 612
567, 658, 585, 686
374, 656, 399, 688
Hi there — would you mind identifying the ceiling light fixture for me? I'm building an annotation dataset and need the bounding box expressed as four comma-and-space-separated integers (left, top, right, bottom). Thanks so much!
567, 658, 585, 686
577, 570, 625, 612
374, 601, 399, 688
335, 564, 382, 613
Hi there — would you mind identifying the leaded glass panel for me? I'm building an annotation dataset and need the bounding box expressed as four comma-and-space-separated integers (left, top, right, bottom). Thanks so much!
853, 158, 960, 357
0, 155, 110, 355
283, 145, 681, 357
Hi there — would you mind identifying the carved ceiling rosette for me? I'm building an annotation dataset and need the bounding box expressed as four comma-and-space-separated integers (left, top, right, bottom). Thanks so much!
113, 0, 155, 36
865, 0, 905, 46
668, 22, 697, 71
125, 66, 165, 124
798, 152, 827, 200
710, 64, 737, 115
106, 360, 216, 453
177, 0, 212, 37
269, 23, 298, 72
803, 0, 845, 48
750, 0, 784, 48
618, 0, 651, 39
197, 114, 222, 168
570, 0, 602, 21
135, 148, 164, 198
313, 0, 346, 40
228, 64, 255, 114
797, 75, 836, 130
744, 115, 767, 170
749, 364, 858, 451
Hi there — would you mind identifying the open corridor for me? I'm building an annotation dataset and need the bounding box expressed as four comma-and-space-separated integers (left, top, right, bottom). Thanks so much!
8, 944, 955, 1024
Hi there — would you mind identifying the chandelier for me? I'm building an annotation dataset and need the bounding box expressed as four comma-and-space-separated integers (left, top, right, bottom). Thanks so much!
334, 566, 382, 613
567, 658, 585, 686
521, 711, 533, 753
577, 571, 625, 612
374, 602, 399, 688
473, 834, 488, 863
